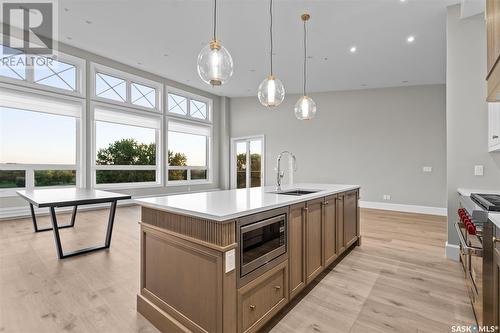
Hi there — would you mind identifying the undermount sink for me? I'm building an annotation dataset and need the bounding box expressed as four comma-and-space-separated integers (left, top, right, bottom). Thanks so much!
274, 189, 320, 196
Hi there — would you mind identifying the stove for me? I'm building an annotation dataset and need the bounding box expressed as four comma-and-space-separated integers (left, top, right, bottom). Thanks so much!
471, 193, 500, 212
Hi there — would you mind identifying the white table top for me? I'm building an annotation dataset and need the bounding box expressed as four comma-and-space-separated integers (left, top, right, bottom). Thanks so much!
17, 188, 131, 208
135, 183, 360, 222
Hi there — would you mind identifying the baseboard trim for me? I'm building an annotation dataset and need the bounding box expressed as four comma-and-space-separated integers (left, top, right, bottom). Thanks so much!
359, 200, 447, 216
445, 241, 460, 261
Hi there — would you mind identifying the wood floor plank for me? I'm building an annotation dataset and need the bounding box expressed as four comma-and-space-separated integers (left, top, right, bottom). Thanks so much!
0, 206, 474, 333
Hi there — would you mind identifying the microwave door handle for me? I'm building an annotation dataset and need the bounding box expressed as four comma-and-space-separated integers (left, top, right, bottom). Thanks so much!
240, 215, 286, 233
454, 222, 483, 257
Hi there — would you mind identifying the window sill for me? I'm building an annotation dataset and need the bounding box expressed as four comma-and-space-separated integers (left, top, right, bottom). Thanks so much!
166, 180, 213, 187
94, 182, 163, 191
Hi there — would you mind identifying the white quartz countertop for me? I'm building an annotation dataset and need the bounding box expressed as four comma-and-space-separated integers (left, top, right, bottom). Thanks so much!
457, 188, 500, 228
135, 183, 360, 221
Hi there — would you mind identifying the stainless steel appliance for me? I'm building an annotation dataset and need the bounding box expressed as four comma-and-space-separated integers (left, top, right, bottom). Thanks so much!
237, 207, 288, 286
456, 193, 499, 326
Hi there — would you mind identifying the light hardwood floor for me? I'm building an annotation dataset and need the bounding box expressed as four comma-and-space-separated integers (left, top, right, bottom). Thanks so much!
0, 206, 474, 333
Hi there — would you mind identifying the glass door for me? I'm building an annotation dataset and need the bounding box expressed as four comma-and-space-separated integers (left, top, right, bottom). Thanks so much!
231, 136, 264, 189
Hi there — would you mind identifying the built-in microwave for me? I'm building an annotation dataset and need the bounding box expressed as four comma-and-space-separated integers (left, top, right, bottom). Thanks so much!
237, 207, 288, 286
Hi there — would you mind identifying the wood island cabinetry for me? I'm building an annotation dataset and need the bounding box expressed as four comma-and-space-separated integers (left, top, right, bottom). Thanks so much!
136, 186, 360, 333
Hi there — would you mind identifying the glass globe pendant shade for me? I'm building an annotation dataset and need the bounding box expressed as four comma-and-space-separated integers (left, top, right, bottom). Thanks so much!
258, 75, 285, 107
294, 96, 317, 120
197, 40, 234, 86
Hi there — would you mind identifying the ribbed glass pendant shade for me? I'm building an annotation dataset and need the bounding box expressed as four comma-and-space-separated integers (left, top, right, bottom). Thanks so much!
258, 75, 285, 107
294, 95, 317, 120
197, 40, 233, 86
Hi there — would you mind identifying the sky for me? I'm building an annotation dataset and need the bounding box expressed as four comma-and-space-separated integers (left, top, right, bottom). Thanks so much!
0, 107, 207, 166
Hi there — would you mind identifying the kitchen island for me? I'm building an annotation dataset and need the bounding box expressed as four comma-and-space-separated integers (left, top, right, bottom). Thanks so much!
135, 184, 360, 333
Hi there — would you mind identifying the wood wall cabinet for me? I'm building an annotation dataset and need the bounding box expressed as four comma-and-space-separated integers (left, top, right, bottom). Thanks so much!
487, 0, 500, 101
288, 202, 306, 299
305, 198, 324, 284
323, 194, 338, 266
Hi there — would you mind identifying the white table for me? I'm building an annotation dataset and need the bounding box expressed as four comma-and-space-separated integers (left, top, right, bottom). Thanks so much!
17, 188, 131, 259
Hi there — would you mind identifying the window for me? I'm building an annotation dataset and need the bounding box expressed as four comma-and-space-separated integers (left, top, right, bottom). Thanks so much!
0, 44, 84, 95
167, 89, 210, 121
0, 87, 83, 191
231, 136, 265, 189
167, 120, 210, 183
168, 93, 187, 116
91, 64, 161, 112
34, 57, 77, 91
131, 82, 156, 109
93, 105, 161, 186
0, 44, 25, 80
96, 72, 126, 102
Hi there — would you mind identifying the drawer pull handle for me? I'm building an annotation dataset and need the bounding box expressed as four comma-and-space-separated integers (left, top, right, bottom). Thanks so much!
303, 207, 308, 211
322, 201, 329, 205
494, 135, 499, 139
493, 237, 500, 243
274, 285, 281, 290
249, 305, 256, 310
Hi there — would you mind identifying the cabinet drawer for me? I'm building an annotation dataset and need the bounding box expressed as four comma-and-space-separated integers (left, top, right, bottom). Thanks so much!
238, 261, 288, 333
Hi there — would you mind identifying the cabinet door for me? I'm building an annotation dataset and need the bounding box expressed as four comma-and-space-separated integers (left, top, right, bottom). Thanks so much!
323, 195, 337, 267
487, 0, 499, 75
489, 103, 500, 151
288, 203, 306, 299
336, 194, 345, 254
305, 199, 323, 284
487, 0, 500, 102
344, 190, 359, 248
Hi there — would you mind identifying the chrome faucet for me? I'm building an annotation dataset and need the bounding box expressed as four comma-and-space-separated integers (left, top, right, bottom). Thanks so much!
276, 151, 297, 192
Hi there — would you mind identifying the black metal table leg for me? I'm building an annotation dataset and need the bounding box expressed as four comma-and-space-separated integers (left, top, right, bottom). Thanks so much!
105, 201, 117, 248
49, 207, 64, 259
47, 201, 118, 259
31, 204, 77, 233
30, 203, 39, 232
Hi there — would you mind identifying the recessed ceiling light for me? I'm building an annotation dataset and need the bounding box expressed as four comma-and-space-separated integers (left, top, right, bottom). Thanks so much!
350, 46, 357, 53
407, 35, 415, 43
400, 0, 407, 2
163, 53, 169, 57
323, 57, 328, 61
85, 20, 92, 24
64, 7, 69, 12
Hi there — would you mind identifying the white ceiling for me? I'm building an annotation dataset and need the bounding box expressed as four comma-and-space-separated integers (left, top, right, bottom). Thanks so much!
59, 0, 454, 98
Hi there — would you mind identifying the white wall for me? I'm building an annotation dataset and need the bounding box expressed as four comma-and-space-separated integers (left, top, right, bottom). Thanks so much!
446, 5, 500, 246
230, 84, 447, 208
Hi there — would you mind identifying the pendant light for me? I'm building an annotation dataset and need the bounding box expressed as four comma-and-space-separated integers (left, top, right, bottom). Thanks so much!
257, 0, 285, 107
197, 0, 234, 86
294, 13, 317, 120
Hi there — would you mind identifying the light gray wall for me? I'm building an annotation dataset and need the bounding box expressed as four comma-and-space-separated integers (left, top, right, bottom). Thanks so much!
446, 5, 500, 245
230, 84, 447, 208
0, 41, 225, 211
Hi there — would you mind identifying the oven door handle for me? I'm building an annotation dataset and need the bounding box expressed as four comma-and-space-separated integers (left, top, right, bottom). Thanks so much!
240, 215, 286, 233
454, 222, 483, 257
